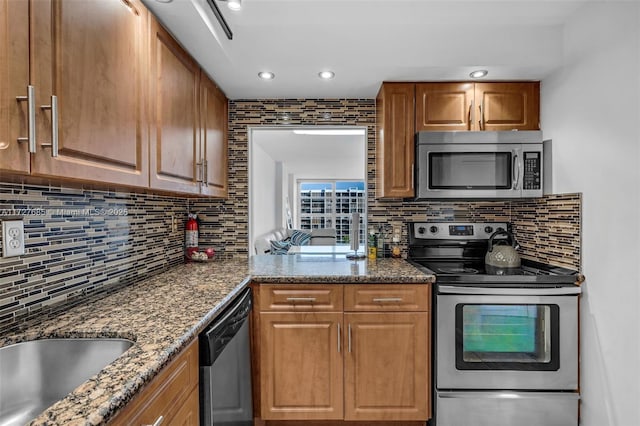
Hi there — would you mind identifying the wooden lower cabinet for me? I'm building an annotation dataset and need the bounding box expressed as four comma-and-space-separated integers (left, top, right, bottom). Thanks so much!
344, 312, 429, 421
110, 339, 199, 426
256, 284, 431, 423
260, 312, 344, 420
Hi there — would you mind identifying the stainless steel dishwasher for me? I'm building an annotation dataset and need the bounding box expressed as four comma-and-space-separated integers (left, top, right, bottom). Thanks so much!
199, 287, 253, 426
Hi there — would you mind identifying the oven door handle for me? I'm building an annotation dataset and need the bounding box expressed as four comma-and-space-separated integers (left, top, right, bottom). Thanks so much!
438, 285, 582, 296
438, 391, 580, 400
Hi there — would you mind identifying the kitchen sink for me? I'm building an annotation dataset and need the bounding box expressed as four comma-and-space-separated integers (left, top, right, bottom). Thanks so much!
0, 338, 134, 426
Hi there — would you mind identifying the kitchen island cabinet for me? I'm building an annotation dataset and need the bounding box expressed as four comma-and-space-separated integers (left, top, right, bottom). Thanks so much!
255, 283, 431, 422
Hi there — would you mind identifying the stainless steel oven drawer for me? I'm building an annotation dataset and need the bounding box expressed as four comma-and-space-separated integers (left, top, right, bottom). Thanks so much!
436, 390, 579, 426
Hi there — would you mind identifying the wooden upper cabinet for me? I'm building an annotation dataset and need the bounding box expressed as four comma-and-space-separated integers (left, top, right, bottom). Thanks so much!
149, 16, 200, 194
29, 0, 149, 187
0, 0, 30, 175
475, 82, 540, 130
200, 73, 228, 197
416, 82, 475, 131
376, 83, 415, 199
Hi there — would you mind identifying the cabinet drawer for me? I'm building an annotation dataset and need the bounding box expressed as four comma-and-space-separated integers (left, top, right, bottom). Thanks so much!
344, 284, 430, 312
259, 285, 342, 311
110, 339, 198, 425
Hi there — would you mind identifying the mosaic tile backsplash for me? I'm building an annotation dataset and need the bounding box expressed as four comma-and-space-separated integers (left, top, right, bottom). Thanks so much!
0, 98, 581, 334
192, 99, 581, 267
0, 183, 187, 334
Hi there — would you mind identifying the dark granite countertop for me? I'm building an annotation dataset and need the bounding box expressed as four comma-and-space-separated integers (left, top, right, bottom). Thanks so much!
0, 255, 433, 425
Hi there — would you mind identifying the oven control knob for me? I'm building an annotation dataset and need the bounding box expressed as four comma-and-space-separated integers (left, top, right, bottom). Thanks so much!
418, 226, 426, 234
497, 227, 505, 232
484, 226, 494, 234
429, 226, 438, 234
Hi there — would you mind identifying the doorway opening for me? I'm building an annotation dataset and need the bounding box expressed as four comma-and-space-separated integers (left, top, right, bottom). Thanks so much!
248, 126, 367, 254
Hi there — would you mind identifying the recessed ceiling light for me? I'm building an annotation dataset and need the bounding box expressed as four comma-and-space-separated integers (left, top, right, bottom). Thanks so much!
318, 71, 335, 80
258, 71, 275, 80
469, 69, 488, 79
227, 0, 241, 11
154, 0, 173, 3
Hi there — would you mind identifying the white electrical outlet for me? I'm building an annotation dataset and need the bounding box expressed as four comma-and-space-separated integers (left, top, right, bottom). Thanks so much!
2, 220, 25, 257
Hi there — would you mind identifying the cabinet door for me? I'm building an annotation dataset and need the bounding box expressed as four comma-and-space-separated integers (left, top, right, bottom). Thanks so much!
200, 72, 228, 197
0, 0, 30, 174
260, 312, 343, 420
344, 312, 429, 421
111, 340, 199, 425
475, 82, 540, 130
376, 83, 415, 199
415, 82, 475, 131
149, 16, 200, 194
30, 0, 149, 187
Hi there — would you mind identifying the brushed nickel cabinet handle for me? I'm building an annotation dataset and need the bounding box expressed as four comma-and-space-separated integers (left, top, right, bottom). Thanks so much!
143, 415, 164, 426
478, 102, 483, 130
16, 85, 36, 153
40, 95, 58, 157
348, 324, 352, 353
203, 159, 209, 187
196, 160, 204, 184
337, 322, 341, 353
372, 297, 403, 303
286, 297, 317, 302
468, 100, 473, 131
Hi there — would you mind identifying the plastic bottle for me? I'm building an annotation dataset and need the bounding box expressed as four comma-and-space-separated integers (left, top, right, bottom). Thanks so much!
367, 229, 377, 260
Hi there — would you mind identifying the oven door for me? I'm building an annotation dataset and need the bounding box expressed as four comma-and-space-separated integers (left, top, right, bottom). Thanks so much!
436, 286, 579, 390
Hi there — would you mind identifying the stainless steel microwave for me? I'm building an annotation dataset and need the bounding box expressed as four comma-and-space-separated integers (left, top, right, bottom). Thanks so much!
415, 131, 551, 200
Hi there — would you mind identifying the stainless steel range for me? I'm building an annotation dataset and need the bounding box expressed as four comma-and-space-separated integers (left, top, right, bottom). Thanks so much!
408, 222, 582, 426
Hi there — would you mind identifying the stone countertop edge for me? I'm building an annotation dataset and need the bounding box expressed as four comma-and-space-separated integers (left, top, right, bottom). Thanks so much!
1, 257, 433, 425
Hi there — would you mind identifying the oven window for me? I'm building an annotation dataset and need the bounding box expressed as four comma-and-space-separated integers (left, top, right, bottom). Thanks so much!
429, 152, 512, 189
455, 304, 560, 371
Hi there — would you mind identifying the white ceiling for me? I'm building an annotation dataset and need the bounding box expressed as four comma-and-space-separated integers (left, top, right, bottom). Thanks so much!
141, 0, 595, 100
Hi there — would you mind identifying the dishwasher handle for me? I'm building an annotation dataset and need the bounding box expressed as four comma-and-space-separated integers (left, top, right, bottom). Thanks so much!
200, 287, 252, 366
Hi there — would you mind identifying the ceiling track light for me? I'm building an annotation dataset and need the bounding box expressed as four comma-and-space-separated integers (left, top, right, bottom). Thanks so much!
205, 0, 234, 40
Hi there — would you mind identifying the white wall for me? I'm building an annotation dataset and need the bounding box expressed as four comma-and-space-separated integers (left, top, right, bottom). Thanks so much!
541, 2, 640, 425
250, 141, 278, 253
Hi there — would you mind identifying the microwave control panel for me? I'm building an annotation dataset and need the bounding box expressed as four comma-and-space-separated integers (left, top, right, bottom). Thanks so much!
523, 151, 541, 190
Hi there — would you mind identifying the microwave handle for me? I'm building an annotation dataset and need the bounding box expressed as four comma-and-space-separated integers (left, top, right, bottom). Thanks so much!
512, 152, 520, 190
